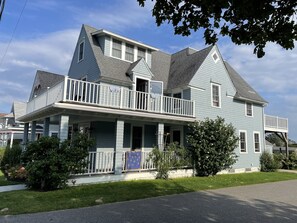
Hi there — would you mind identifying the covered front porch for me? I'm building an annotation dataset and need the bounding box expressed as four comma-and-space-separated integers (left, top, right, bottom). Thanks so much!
19, 102, 194, 177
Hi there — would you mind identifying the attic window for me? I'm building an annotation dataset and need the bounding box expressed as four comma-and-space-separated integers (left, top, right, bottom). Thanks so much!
125, 43, 134, 62
137, 47, 146, 60
212, 51, 219, 63
112, 39, 122, 59
78, 41, 84, 62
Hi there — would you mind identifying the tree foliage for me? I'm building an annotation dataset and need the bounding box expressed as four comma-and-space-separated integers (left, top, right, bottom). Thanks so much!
138, 0, 297, 58
149, 143, 190, 179
187, 117, 238, 176
0, 0, 5, 20
0, 144, 22, 178
22, 133, 94, 191
259, 150, 279, 172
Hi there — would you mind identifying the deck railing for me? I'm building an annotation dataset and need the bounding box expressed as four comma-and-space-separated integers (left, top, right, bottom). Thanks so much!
264, 115, 288, 132
26, 77, 195, 117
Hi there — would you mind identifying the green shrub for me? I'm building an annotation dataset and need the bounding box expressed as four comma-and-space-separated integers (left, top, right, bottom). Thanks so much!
22, 133, 94, 191
273, 153, 285, 169
282, 151, 297, 170
186, 117, 238, 176
260, 151, 279, 172
149, 143, 190, 179
0, 144, 22, 178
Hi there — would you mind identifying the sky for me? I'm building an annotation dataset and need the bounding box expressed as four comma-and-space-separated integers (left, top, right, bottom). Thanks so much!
0, 0, 296, 140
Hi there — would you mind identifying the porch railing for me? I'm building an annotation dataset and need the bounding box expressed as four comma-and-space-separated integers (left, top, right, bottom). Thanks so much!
75, 150, 190, 176
26, 77, 195, 117
264, 115, 288, 132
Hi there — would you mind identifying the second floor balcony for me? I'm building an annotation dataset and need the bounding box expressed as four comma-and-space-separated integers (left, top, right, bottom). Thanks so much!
26, 77, 196, 118
264, 115, 288, 133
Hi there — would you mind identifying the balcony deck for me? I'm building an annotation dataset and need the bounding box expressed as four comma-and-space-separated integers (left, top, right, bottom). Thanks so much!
26, 77, 195, 118
264, 115, 288, 133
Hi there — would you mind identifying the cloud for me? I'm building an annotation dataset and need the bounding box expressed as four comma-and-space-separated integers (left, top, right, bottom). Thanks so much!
0, 28, 79, 112
69, 0, 154, 32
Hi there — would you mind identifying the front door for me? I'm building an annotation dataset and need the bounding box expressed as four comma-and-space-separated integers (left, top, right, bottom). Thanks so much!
132, 126, 142, 151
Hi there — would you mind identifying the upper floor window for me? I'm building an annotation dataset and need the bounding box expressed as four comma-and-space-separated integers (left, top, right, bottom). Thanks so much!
246, 102, 253, 116
137, 47, 146, 60
239, 130, 247, 153
78, 41, 84, 62
125, 43, 134, 62
211, 83, 221, 107
112, 39, 122, 59
254, 132, 261, 153
212, 51, 219, 63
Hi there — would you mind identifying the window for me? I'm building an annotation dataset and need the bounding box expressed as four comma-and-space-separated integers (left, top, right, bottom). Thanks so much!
78, 41, 84, 62
112, 39, 122, 58
211, 83, 221, 107
246, 102, 253, 116
137, 47, 146, 60
212, 51, 219, 63
125, 43, 134, 62
239, 131, 247, 153
254, 132, 261, 153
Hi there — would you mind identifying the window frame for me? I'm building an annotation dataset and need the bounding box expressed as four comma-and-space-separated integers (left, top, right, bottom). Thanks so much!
78, 40, 85, 62
246, 102, 253, 117
239, 130, 248, 154
211, 51, 220, 63
112, 38, 122, 59
253, 131, 261, 153
211, 83, 221, 108
137, 47, 146, 60
125, 43, 134, 62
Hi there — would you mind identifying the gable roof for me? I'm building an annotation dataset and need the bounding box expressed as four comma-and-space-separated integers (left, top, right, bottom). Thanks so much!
167, 46, 213, 89
29, 70, 65, 100
224, 61, 267, 104
83, 25, 132, 86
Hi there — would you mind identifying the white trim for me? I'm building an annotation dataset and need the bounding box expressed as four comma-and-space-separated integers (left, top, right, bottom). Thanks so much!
239, 130, 248, 154
211, 51, 220, 63
253, 131, 261, 153
77, 40, 85, 62
245, 102, 253, 117
92, 29, 159, 51
188, 85, 205, 91
211, 83, 221, 108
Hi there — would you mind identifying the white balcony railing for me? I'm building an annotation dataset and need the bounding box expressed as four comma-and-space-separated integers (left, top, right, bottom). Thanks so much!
264, 115, 288, 132
27, 77, 195, 117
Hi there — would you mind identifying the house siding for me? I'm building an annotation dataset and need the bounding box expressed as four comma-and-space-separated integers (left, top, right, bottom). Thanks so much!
90, 121, 115, 152
68, 28, 100, 82
132, 60, 153, 80
147, 51, 152, 68
189, 46, 264, 169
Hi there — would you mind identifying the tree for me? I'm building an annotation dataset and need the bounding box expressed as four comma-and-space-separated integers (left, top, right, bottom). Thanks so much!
138, 0, 297, 58
0, 0, 6, 20
187, 117, 238, 176
265, 133, 285, 146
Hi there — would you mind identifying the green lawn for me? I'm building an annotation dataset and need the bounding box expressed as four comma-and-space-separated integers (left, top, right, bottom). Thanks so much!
1, 172, 297, 215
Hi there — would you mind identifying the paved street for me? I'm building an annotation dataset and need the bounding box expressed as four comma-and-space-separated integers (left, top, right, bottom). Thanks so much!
1, 180, 297, 223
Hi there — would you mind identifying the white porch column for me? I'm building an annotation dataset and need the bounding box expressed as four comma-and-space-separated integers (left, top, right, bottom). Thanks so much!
157, 123, 164, 150
31, 121, 37, 141
9, 132, 14, 148
43, 117, 50, 137
59, 115, 69, 141
114, 119, 124, 175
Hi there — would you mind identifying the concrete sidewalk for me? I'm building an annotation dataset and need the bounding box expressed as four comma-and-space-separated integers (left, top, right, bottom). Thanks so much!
0, 184, 26, 193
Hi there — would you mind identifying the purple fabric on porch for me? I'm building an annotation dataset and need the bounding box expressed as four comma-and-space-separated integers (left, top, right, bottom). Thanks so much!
126, 151, 141, 169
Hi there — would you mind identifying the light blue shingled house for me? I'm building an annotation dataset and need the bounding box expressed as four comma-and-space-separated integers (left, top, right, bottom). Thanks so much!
19, 25, 288, 181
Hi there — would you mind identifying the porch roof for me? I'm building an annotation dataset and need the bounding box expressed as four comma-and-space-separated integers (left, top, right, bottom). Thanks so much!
18, 102, 196, 125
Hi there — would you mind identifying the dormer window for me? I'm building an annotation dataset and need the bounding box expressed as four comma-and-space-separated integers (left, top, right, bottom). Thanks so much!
125, 43, 134, 62
112, 39, 122, 58
138, 47, 146, 60
78, 41, 84, 62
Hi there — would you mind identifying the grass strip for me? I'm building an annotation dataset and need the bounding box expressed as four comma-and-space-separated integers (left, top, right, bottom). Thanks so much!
1, 172, 297, 215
